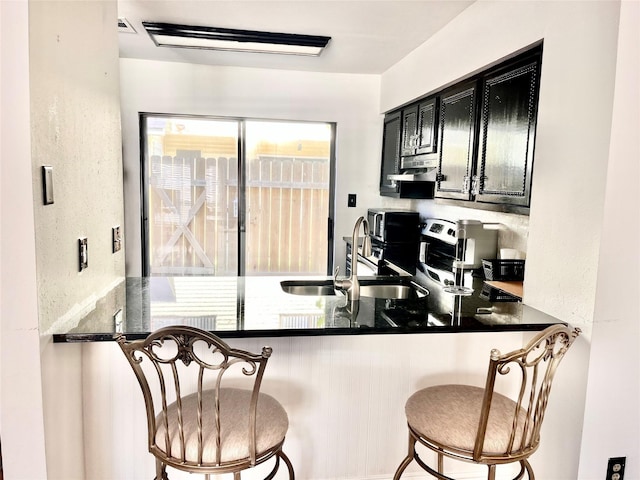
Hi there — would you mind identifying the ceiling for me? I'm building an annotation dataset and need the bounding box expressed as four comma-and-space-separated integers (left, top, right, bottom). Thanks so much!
117, 1, 474, 75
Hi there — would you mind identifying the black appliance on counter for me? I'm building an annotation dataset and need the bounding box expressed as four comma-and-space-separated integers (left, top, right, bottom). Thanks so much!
348, 209, 421, 275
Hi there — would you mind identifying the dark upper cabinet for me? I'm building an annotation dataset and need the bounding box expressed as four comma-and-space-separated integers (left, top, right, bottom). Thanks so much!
380, 44, 542, 211
435, 83, 478, 201
475, 59, 541, 207
401, 98, 438, 157
380, 110, 402, 197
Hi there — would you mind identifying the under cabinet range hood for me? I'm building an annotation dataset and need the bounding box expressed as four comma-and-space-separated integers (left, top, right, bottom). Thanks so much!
388, 155, 439, 183
387, 168, 438, 183
386, 155, 438, 198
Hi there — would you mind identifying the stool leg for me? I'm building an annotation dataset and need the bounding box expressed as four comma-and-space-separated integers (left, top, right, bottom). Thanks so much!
154, 459, 167, 480
437, 452, 444, 474
393, 430, 417, 480
279, 451, 295, 480
487, 464, 496, 480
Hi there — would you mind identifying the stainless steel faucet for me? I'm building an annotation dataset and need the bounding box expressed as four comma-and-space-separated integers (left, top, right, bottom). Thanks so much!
334, 216, 372, 301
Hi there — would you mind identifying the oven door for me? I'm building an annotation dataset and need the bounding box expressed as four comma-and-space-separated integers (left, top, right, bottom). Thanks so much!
424, 237, 456, 272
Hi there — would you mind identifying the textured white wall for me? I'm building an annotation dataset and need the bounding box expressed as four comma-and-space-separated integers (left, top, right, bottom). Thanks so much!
30, 0, 125, 334
119, 59, 385, 277
578, 1, 640, 477
27, 1, 125, 478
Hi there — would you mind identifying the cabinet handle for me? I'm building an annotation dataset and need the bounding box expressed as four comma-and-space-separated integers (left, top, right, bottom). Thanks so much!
471, 175, 487, 195
463, 175, 471, 193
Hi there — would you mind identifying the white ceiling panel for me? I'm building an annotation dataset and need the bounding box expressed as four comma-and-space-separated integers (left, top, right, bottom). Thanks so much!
117, 0, 474, 74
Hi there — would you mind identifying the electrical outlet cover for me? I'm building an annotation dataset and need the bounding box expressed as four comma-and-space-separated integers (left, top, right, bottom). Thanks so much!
607, 457, 626, 480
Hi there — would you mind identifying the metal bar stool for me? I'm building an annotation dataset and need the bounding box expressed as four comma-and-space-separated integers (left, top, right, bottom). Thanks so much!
118, 326, 295, 480
393, 324, 581, 480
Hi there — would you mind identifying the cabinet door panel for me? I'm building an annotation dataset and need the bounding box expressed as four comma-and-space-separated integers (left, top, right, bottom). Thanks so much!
401, 107, 418, 157
380, 111, 401, 196
416, 98, 437, 155
477, 61, 539, 206
436, 86, 477, 200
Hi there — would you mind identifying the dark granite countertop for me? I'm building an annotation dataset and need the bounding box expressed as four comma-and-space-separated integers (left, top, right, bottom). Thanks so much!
52, 273, 564, 343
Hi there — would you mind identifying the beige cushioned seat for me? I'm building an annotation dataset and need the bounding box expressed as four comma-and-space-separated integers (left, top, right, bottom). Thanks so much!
155, 387, 289, 464
405, 384, 526, 455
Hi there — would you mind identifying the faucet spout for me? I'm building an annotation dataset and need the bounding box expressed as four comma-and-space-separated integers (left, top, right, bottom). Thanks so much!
334, 216, 371, 301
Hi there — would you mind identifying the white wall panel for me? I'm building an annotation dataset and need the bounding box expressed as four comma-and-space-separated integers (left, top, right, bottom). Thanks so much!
579, 1, 640, 477
75, 330, 596, 480
29, 0, 125, 334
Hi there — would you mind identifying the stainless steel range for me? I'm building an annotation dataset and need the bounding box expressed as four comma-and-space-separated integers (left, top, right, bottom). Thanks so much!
421, 218, 499, 287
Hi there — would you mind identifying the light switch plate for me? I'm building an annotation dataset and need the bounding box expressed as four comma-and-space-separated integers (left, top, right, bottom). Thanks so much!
112, 226, 122, 253
348, 194, 357, 207
79, 237, 88, 271
42, 166, 54, 205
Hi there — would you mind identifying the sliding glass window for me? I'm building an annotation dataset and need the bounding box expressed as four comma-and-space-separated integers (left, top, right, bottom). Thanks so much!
141, 114, 335, 277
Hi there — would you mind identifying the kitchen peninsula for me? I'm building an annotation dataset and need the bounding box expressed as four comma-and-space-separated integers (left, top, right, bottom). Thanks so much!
52, 273, 563, 343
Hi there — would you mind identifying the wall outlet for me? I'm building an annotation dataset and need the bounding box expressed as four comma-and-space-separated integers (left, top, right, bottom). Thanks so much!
78, 237, 88, 271
112, 226, 122, 253
607, 457, 626, 480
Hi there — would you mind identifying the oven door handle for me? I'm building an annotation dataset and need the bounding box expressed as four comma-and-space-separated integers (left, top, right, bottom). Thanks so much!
373, 213, 383, 238
357, 253, 379, 271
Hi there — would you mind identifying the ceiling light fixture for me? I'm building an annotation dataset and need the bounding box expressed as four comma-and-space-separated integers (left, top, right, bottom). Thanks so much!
142, 22, 331, 56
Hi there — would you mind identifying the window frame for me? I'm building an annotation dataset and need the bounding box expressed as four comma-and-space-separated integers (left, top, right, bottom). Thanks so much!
139, 113, 336, 277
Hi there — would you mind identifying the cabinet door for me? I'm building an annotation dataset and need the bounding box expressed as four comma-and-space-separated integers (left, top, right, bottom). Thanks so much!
415, 98, 438, 155
380, 111, 402, 196
476, 60, 540, 207
401, 106, 418, 157
436, 84, 478, 200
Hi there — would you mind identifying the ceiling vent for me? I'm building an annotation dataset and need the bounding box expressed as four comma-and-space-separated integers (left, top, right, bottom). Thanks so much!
118, 17, 137, 34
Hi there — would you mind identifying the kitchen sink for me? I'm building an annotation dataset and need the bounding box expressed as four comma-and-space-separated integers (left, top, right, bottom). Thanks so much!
280, 279, 428, 300
360, 284, 417, 299
280, 281, 336, 296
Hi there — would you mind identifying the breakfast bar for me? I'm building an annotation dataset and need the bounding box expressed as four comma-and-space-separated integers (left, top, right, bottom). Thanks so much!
52, 273, 564, 343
